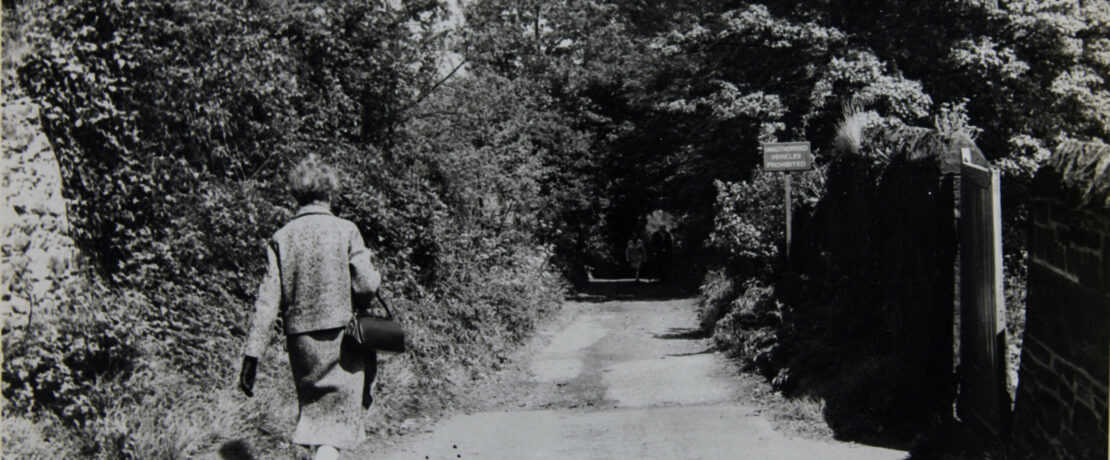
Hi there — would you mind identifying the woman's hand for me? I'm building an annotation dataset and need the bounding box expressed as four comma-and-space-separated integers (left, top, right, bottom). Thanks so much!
239, 355, 258, 397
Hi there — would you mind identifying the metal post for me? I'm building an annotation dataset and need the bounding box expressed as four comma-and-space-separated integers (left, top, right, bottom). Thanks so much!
785, 173, 792, 258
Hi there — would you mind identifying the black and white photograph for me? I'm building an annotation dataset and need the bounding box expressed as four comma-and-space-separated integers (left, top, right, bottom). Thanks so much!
1, 0, 1108, 458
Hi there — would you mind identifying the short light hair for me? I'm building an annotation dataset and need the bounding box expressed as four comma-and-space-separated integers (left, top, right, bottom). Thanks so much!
289, 154, 339, 205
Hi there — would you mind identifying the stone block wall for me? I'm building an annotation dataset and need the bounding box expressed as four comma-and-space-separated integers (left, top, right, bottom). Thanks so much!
1010, 140, 1110, 459
1, 95, 80, 331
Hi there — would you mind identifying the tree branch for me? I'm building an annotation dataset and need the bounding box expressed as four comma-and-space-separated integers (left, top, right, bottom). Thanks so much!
397, 57, 469, 115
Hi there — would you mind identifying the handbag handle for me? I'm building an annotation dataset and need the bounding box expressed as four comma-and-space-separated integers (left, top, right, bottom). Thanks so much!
352, 291, 397, 320
374, 291, 395, 319
352, 290, 394, 319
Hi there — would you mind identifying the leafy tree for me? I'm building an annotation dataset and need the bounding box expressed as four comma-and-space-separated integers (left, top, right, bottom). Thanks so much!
462, 0, 1109, 284
460, 0, 649, 279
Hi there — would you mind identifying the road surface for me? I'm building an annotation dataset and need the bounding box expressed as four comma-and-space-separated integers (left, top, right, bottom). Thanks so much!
362, 283, 908, 459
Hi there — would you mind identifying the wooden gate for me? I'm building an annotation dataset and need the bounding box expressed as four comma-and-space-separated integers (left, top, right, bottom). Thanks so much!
956, 148, 1010, 436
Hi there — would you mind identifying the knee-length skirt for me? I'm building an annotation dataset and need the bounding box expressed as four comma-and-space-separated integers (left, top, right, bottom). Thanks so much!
286, 327, 377, 449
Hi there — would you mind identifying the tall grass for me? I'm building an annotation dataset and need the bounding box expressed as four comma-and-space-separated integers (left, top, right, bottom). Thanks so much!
3, 342, 299, 459
773, 395, 833, 440
833, 104, 874, 155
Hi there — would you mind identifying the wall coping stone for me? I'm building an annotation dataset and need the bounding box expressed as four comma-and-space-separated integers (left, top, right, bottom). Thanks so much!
1032, 140, 1110, 211
856, 124, 988, 174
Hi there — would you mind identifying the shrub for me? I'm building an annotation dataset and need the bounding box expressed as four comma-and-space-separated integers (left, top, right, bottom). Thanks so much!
696, 268, 739, 333
711, 280, 783, 377
2, 288, 146, 427
706, 176, 783, 281
699, 165, 828, 374
707, 166, 827, 281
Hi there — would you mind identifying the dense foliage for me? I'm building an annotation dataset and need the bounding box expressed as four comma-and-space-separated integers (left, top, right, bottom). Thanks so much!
455, 0, 1110, 284
4, 0, 566, 457
4, 0, 1108, 456
671, 0, 1108, 448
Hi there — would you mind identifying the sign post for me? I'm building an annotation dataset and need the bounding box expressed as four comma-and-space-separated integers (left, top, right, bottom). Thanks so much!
784, 172, 792, 256
761, 141, 813, 258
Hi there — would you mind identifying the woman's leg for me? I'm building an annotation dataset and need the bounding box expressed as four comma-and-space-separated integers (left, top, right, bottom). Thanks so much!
314, 445, 339, 460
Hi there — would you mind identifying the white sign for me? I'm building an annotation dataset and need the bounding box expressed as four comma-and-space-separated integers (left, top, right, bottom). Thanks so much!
762, 142, 813, 172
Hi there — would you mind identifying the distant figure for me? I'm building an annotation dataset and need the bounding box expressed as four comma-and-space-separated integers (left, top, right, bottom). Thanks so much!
239, 155, 382, 460
625, 235, 647, 282
650, 226, 673, 282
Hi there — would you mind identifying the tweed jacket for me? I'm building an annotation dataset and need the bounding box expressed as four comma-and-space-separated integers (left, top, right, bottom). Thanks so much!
243, 204, 380, 357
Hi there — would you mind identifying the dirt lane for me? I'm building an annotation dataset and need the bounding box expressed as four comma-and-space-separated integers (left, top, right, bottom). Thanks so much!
360, 292, 908, 459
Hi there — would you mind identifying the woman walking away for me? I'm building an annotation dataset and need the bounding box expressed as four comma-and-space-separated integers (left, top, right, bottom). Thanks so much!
625, 234, 647, 282
238, 155, 381, 460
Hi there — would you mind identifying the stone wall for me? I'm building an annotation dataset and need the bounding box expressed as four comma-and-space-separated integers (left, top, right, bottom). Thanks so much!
1, 95, 79, 331
1010, 140, 1110, 459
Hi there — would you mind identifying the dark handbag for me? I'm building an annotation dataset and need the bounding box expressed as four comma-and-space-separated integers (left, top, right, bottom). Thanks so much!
347, 291, 406, 353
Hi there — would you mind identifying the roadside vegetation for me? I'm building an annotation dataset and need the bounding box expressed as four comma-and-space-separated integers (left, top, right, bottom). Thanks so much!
692, 0, 1107, 451
2, 0, 1108, 458
3, 1, 569, 457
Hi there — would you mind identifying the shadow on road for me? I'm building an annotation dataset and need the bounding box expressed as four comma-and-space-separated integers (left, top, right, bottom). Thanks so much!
567, 278, 689, 302
654, 327, 709, 340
